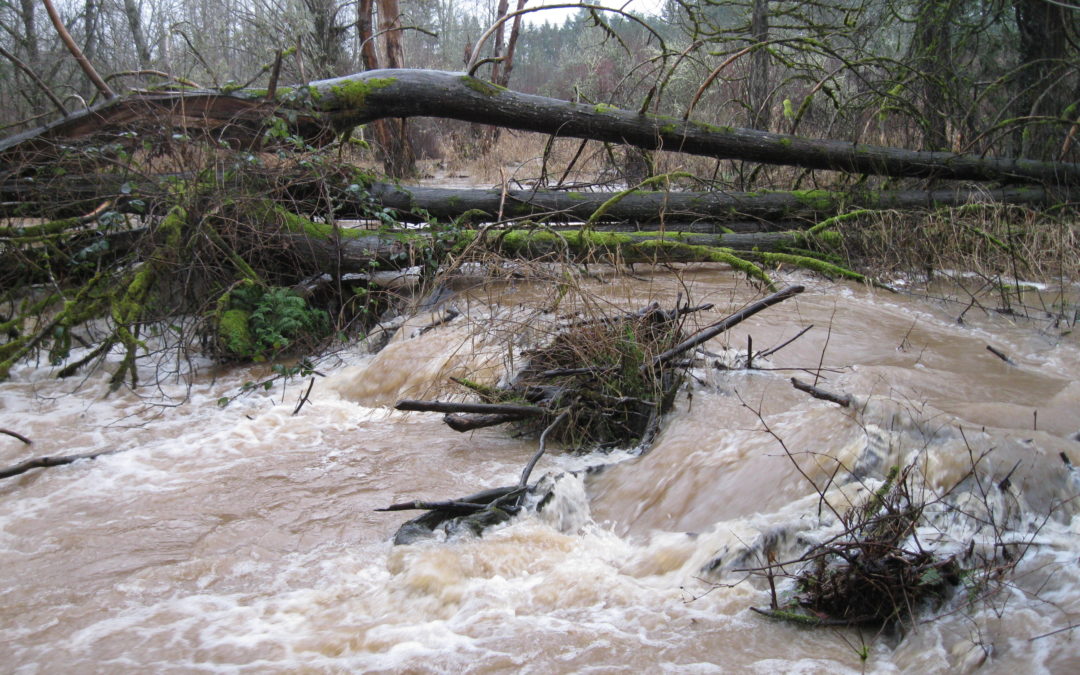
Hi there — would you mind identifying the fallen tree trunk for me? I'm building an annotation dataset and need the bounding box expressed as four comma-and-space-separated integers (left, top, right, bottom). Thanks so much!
5, 69, 1080, 185
277, 228, 826, 276
4, 171, 1074, 223
363, 183, 1076, 223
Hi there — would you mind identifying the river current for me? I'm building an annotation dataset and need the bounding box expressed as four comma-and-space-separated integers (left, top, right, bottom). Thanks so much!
2, 266, 1078, 673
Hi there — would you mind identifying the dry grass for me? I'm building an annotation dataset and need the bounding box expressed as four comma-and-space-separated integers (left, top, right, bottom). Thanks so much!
835, 205, 1080, 285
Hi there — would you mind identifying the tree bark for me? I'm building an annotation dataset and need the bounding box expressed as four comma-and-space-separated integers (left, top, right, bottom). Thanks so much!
357, 0, 379, 71
303, 0, 345, 78
306, 69, 1080, 184
18, 0, 39, 64
272, 227, 820, 276
496, 0, 528, 88
6, 69, 1080, 184
374, 0, 415, 178
910, 0, 958, 151
123, 0, 152, 69
748, 0, 770, 130
490, 0, 511, 86
1013, 0, 1071, 160
359, 183, 1072, 224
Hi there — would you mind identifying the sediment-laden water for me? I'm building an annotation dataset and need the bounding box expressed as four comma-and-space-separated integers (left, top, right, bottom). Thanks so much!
2, 267, 1078, 673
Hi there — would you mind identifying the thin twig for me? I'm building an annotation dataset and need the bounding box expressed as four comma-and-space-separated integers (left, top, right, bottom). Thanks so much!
0, 450, 117, 480
520, 410, 570, 488
757, 324, 813, 359
0, 44, 67, 116
649, 285, 805, 368
1029, 622, 1080, 642
292, 378, 315, 415
0, 429, 32, 444
740, 392, 845, 524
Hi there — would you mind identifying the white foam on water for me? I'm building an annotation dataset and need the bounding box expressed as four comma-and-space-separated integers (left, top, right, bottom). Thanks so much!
3, 272, 1080, 672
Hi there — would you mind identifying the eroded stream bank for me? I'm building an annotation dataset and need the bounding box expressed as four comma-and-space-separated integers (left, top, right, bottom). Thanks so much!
2, 267, 1079, 673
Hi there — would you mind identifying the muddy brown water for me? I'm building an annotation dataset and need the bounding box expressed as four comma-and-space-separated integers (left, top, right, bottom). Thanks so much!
2, 267, 1079, 673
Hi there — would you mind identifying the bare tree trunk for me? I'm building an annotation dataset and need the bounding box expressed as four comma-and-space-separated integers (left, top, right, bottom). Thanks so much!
748, 0, 770, 131
495, 0, 527, 88
303, 0, 344, 78
83, 0, 99, 67
910, 0, 957, 151
357, 0, 379, 71
123, 0, 152, 69
18, 0, 39, 64
6, 171, 1069, 224
489, 0, 510, 85
375, 0, 415, 178
1013, 0, 1072, 160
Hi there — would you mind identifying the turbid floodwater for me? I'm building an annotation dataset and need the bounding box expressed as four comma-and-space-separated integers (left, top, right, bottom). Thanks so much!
2, 265, 1078, 673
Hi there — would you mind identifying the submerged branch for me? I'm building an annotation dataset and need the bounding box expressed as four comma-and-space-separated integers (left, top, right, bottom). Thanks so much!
0, 449, 115, 480
791, 377, 852, 407
395, 399, 547, 416
651, 285, 805, 368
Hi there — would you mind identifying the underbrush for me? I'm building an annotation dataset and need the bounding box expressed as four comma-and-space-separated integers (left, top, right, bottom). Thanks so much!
834, 204, 1079, 285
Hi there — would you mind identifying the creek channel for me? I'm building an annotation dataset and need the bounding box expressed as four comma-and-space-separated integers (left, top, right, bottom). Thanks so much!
1, 266, 1079, 672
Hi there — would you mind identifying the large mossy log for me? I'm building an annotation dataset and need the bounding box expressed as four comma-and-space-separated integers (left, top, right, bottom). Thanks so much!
364, 183, 1074, 223
276, 227, 820, 276
4, 69, 1080, 185
3, 171, 1074, 224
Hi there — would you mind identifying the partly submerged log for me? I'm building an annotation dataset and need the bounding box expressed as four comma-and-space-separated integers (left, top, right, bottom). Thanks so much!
5, 69, 1080, 185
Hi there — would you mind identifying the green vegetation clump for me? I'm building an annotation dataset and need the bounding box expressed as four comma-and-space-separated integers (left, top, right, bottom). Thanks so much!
214, 285, 330, 361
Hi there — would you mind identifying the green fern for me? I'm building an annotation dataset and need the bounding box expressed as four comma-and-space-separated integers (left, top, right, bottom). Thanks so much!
216, 286, 329, 361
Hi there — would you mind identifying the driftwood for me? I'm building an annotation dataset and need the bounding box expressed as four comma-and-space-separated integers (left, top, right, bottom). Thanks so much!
444, 413, 529, 432
519, 410, 570, 488
381, 290, 809, 543
395, 399, 546, 416
985, 345, 1015, 365
0, 450, 114, 480
651, 285, 805, 367
386, 484, 526, 545
6, 69, 1080, 185
791, 377, 853, 407
747, 464, 961, 628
